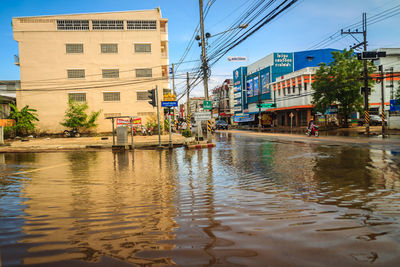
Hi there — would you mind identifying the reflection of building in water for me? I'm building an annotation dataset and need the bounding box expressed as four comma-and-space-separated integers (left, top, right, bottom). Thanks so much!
16, 151, 178, 265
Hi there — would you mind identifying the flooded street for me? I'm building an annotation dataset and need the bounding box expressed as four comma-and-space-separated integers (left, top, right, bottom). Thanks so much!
1, 132, 400, 266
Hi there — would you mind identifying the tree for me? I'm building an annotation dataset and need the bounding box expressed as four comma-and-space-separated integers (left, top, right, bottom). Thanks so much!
60, 100, 101, 132
312, 49, 376, 127
7, 102, 39, 136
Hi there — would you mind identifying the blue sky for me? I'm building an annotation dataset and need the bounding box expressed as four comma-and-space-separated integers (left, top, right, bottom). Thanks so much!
1, 0, 399, 98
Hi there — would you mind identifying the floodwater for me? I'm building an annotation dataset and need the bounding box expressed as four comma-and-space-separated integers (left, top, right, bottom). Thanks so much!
1, 133, 400, 266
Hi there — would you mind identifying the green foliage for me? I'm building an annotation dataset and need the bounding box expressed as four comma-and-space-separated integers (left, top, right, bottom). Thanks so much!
145, 114, 163, 134
312, 49, 376, 126
7, 102, 39, 136
394, 81, 400, 100
181, 129, 192, 138
60, 100, 101, 131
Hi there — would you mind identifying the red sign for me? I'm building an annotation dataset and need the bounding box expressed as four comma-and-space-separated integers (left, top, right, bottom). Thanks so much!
116, 118, 142, 126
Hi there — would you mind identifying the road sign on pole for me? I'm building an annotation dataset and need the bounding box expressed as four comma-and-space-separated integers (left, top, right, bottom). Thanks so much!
161, 101, 178, 107
203, 100, 212, 110
194, 111, 211, 121
256, 103, 276, 108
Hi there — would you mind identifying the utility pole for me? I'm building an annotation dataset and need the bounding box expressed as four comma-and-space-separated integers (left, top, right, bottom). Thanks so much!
379, 65, 386, 137
258, 70, 262, 129
172, 63, 176, 120
186, 72, 190, 118
198, 0, 212, 143
341, 12, 369, 135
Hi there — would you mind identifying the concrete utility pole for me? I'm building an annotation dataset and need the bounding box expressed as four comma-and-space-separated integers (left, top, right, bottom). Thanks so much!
341, 12, 369, 135
379, 65, 386, 137
258, 70, 262, 129
156, 85, 161, 147
186, 72, 190, 117
198, 0, 212, 143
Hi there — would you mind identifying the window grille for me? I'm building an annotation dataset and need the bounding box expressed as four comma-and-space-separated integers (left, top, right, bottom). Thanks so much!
92, 20, 123, 30
134, 44, 151, 53
102, 69, 119, 78
101, 44, 118, 53
127, 20, 157, 30
136, 68, 152, 78
137, 91, 150, 100
67, 69, 85, 79
68, 93, 86, 102
57, 20, 89, 30
103, 92, 120, 101
66, 44, 83, 53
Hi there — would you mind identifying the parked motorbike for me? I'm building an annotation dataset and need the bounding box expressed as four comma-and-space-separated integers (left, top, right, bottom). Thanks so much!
63, 129, 80, 138
306, 125, 319, 137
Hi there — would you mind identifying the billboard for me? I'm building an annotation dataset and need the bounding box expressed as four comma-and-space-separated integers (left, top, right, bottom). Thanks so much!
261, 71, 270, 95
253, 76, 259, 96
247, 78, 253, 97
234, 114, 255, 123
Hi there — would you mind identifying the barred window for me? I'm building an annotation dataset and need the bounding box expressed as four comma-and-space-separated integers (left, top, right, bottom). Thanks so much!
101, 44, 118, 53
66, 44, 83, 53
134, 44, 151, 53
137, 91, 149, 100
127, 20, 157, 30
67, 69, 85, 79
103, 92, 120, 101
57, 20, 89, 30
136, 68, 152, 78
102, 69, 119, 78
68, 93, 86, 102
92, 20, 123, 30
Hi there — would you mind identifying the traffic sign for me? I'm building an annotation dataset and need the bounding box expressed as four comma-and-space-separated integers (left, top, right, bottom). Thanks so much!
256, 103, 276, 108
203, 100, 212, 110
194, 111, 211, 121
161, 101, 178, 107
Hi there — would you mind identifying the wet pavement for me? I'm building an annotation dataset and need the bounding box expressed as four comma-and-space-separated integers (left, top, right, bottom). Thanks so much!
1, 132, 400, 266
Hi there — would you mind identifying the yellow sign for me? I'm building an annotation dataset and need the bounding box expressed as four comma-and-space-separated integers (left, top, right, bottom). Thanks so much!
0, 119, 15, 127
163, 93, 176, 101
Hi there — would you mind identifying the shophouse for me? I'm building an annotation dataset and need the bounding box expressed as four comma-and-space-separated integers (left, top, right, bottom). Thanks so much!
233, 48, 339, 126
211, 79, 234, 124
12, 9, 169, 133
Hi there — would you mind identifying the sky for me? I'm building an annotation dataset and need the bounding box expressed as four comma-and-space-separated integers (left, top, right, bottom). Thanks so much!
0, 0, 399, 100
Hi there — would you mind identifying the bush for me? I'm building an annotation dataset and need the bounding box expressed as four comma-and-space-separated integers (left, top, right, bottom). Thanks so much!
181, 129, 192, 138
7, 102, 39, 137
60, 100, 101, 132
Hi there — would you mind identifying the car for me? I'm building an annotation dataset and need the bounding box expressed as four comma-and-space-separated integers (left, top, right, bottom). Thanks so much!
370, 115, 383, 126
215, 120, 228, 130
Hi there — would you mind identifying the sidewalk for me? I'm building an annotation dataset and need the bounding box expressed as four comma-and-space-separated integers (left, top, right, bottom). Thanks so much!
0, 134, 186, 153
223, 129, 400, 148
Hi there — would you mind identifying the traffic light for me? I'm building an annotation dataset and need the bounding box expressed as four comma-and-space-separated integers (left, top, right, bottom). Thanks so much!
148, 88, 156, 107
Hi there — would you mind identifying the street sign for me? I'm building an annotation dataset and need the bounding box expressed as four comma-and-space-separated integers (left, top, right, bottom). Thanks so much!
289, 112, 294, 118
203, 100, 212, 110
228, 56, 248, 62
357, 51, 386, 60
194, 111, 211, 121
163, 93, 176, 101
161, 101, 178, 107
256, 103, 277, 108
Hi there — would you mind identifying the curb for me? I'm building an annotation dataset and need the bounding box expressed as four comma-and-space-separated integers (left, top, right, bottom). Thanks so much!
186, 143, 216, 149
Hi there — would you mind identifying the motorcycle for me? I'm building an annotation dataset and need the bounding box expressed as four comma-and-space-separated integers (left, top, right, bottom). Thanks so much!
306, 125, 319, 137
63, 129, 80, 138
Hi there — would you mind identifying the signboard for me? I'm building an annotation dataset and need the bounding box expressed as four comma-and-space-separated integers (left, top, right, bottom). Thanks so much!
161, 101, 178, 107
247, 78, 253, 97
234, 114, 255, 123
0, 119, 15, 127
390, 100, 400, 111
253, 76, 259, 96
203, 100, 212, 110
194, 111, 211, 121
261, 72, 270, 94
256, 103, 276, 108
234, 92, 241, 98
228, 56, 247, 62
163, 93, 176, 101
117, 118, 142, 126
325, 105, 338, 115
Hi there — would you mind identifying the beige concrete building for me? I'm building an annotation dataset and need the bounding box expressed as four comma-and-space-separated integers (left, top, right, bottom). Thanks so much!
12, 9, 169, 133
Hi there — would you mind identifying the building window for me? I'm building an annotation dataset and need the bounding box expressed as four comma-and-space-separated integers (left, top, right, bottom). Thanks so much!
102, 69, 119, 78
66, 44, 83, 54
103, 92, 120, 102
134, 44, 151, 53
57, 20, 89, 30
101, 44, 118, 53
127, 20, 157, 30
67, 69, 85, 79
136, 68, 152, 78
68, 92, 86, 102
92, 20, 124, 30
137, 91, 149, 100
